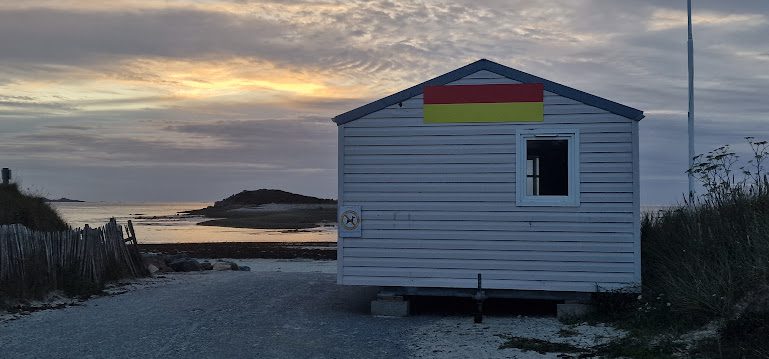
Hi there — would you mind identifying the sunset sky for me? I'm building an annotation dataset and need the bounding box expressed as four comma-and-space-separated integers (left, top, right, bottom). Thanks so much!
1, 1, 767, 204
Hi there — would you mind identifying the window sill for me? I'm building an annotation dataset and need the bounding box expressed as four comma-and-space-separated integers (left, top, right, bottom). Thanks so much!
517, 197, 580, 207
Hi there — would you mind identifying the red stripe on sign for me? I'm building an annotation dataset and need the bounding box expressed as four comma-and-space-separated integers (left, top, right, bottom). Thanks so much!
424, 83, 544, 104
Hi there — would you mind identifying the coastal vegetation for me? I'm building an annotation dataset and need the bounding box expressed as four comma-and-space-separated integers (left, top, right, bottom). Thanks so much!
591, 138, 769, 358
0, 182, 146, 307
188, 189, 337, 229
0, 183, 68, 231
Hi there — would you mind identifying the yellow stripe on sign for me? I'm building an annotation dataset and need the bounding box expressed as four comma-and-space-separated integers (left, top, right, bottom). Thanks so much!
424, 102, 544, 123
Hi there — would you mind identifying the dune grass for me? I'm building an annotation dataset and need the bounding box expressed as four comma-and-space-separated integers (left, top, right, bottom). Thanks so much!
0, 183, 68, 231
593, 138, 769, 357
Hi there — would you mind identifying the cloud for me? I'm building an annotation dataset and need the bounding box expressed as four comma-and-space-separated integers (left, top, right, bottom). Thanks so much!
0, 0, 767, 203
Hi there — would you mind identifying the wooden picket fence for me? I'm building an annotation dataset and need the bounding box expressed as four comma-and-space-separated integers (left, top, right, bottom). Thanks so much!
0, 218, 147, 300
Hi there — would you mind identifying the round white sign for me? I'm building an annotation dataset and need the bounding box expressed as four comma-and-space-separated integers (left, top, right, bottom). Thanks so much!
340, 210, 360, 231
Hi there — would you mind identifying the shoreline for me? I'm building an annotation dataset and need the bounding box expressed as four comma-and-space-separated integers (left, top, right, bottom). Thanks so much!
138, 241, 337, 260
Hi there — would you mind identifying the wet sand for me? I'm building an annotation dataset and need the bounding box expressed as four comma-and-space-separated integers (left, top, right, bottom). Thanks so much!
138, 241, 336, 260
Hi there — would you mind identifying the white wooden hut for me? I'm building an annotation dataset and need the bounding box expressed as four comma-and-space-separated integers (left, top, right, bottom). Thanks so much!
333, 59, 643, 299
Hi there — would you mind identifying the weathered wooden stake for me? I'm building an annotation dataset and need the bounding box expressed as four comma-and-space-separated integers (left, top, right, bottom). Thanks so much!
1, 168, 10, 185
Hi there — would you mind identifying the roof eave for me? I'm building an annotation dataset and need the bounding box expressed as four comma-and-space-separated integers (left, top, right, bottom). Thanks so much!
333, 59, 644, 125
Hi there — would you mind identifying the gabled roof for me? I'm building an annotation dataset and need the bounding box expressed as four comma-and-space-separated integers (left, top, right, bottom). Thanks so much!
333, 59, 644, 125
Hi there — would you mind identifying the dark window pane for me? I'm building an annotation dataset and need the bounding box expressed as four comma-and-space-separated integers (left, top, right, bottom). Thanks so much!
526, 139, 568, 196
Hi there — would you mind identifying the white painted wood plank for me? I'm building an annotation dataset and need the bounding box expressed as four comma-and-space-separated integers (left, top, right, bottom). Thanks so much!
343, 248, 634, 262
343, 153, 629, 165
359, 229, 634, 241
345, 192, 516, 202
582, 162, 633, 173
337, 125, 345, 282
343, 133, 631, 145
344, 191, 631, 203
340, 276, 632, 292
345, 135, 516, 145
344, 154, 515, 165
360, 211, 634, 223
344, 267, 635, 283
344, 162, 632, 174
350, 202, 634, 213
350, 113, 628, 126
343, 142, 631, 155
345, 182, 513, 193
362, 220, 633, 233
343, 238, 634, 252
345, 144, 516, 155
344, 182, 630, 193
358, 105, 609, 120
344, 123, 631, 136
582, 182, 633, 192
344, 172, 632, 183
344, 257, 635, 273
344, 163, 516, 174
631, 120, 642, 283
446, 77, 521, 85
459, 70, 508, 79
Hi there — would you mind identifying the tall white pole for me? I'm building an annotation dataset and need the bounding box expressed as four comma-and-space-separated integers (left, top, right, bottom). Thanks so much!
687, 0, 695, 200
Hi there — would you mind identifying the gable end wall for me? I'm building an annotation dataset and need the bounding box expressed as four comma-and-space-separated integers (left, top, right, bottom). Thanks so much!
337, 70, 640, 292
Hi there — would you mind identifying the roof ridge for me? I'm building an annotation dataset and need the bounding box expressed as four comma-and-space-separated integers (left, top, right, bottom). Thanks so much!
333, 59, 644, 124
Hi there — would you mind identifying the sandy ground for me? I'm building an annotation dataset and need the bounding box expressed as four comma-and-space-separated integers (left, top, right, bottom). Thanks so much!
410, 316, 624, 358
0, 260, 623, 358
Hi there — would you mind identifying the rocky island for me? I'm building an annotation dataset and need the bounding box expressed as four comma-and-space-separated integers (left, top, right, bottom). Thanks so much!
185, 189, 337, 230
44, 197, 85, 203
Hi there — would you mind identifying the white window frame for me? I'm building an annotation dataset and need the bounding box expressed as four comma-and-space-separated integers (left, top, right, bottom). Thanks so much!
516, 128, 580, 207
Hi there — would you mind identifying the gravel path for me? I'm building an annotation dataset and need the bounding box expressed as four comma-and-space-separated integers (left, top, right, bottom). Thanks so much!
0, 260, 623, 358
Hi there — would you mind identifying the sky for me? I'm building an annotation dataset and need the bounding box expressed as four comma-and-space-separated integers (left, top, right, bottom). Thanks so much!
0, 0, 767, 204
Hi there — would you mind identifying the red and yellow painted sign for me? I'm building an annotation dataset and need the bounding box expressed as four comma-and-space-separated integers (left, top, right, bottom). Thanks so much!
423, 83, 544, 123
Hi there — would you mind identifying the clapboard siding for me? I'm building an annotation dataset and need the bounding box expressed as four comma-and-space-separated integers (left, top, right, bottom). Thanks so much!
342, 276, 628, 292
344, 142, 632, 154
337, 69, 641, 292
344, 192, 633, 203
345, 202, 635, 213
344, 162, 633, 174
345, 257, 635, 273
345, 172, 633, 183
358, 230, 634, 241
360, 211, 633, 223
344, 267, 633, 283
344, 152, 631, 164
344, 247, 634, 262
344, 132, 631, 145
343, 239, 634, 251
344, 182, 632, 193
344, 123, 630, 136
358, 105, 609, 119
350, 115, 630, 127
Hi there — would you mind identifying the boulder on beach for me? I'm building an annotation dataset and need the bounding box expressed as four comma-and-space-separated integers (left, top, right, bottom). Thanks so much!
213, 261, 239, 271
200, 261, 213, 271
142, 254, 173, 273
169, 258, 202, 272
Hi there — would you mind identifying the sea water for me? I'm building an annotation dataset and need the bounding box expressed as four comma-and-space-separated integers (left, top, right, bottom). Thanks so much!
51, 202, 336, 244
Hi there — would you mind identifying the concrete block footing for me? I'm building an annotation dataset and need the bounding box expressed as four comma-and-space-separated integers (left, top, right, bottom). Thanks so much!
371, 296, 410, 317
557, 303, 595, 320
